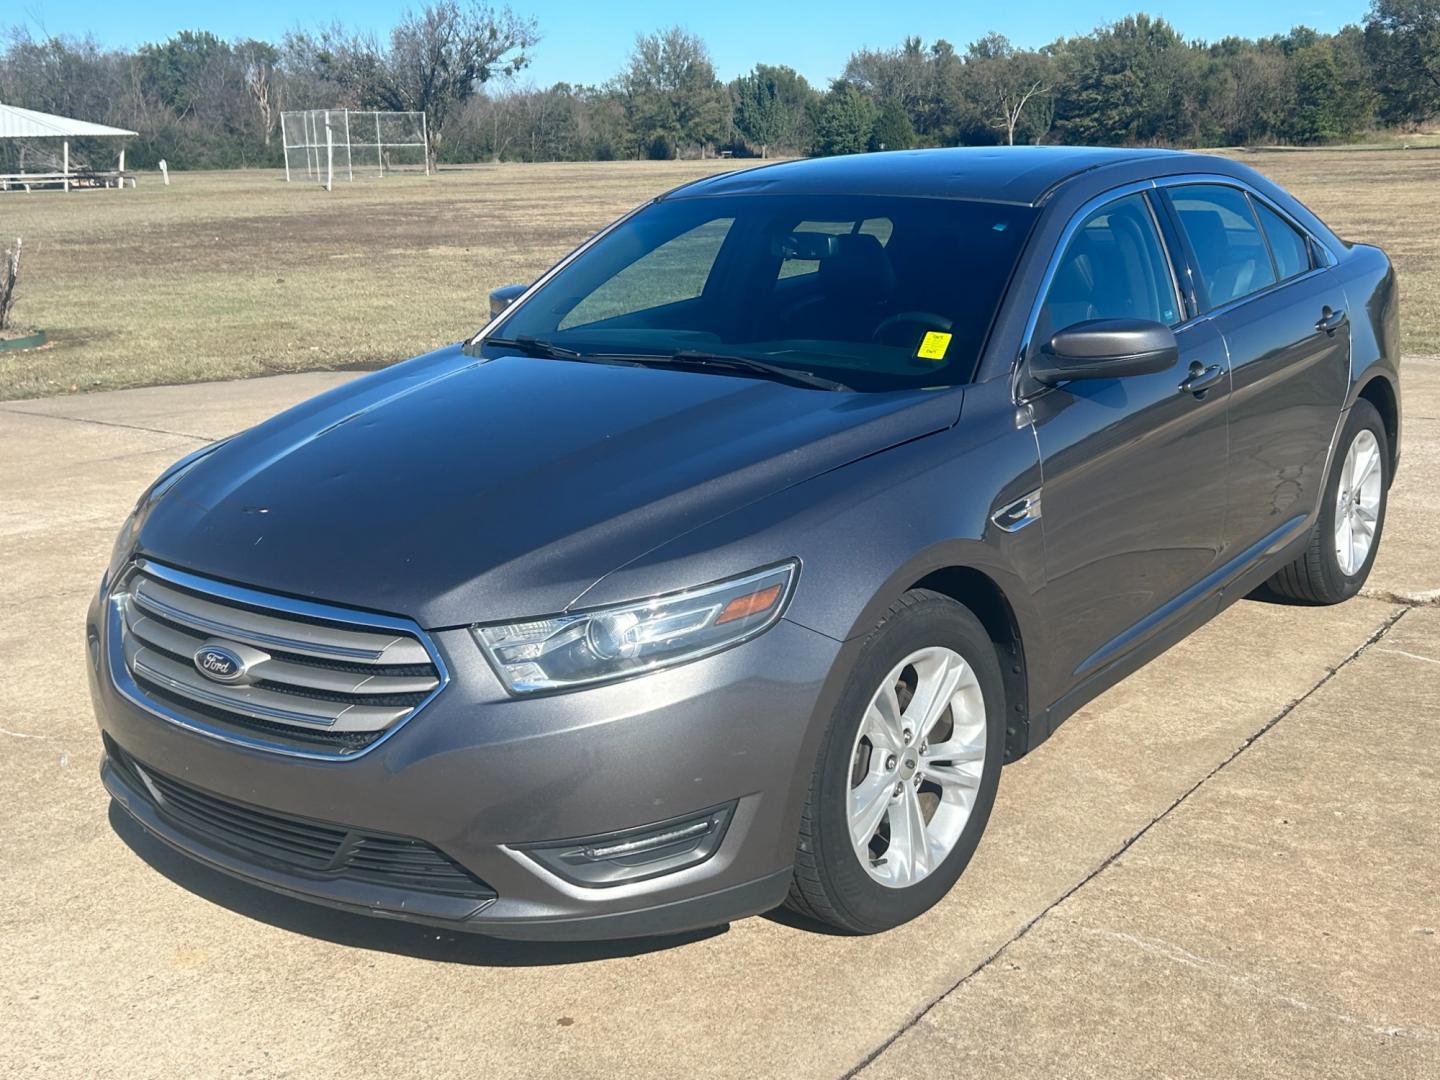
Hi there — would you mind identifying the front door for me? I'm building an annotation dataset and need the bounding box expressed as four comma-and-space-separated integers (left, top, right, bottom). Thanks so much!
1026, 191, 1231, 699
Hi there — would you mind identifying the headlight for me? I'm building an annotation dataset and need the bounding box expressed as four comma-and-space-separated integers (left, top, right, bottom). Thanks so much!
474, 561, 798, 693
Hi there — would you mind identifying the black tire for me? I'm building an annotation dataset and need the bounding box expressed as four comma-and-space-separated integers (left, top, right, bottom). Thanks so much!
1266, 398, 1390, 605
786, 589, 1006, 934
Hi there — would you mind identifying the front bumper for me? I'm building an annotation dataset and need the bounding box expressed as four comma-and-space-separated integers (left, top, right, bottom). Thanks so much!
88, 584, 844, 940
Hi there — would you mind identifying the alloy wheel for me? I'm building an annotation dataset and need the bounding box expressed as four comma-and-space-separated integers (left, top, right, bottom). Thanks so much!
846, 646, 986, 888
1334, 428, 1383, 576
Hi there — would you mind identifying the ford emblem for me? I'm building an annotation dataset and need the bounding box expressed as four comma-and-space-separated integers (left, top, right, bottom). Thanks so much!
194, 644, 247, 683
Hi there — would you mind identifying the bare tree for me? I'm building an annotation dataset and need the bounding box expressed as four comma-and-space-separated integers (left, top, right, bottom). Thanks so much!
0, 238, 22, 333
965, 34, 1053, 145
993, 78, 1047, 145
239, 40, 280, 145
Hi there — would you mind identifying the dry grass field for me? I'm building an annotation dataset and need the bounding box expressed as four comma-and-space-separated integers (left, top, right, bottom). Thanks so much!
0, 149, 1434, 400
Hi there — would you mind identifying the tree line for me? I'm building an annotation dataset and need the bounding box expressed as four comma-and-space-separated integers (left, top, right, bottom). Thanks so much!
1, 0, 1437, 173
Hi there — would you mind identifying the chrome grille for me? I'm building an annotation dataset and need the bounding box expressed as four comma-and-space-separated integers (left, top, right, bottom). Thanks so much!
108, 561, 446, 758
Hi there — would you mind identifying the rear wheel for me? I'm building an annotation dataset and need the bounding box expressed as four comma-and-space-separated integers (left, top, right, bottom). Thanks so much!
1267, 398, 1389, 604
787, 589, 1005, 934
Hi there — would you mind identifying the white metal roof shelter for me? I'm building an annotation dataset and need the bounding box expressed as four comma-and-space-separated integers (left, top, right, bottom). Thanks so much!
0, 103, 138, 192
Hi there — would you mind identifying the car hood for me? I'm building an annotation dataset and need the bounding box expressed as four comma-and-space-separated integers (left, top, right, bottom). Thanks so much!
138, 345, 961, 627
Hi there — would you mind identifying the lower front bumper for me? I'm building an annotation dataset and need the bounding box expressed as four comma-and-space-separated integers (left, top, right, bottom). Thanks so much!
103, 755, 792, 939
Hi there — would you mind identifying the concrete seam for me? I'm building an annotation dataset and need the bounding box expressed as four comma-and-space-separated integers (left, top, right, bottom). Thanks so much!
1357, 586, 1440, 607
839, 604, 1411, 1080
0, 406, 214, 443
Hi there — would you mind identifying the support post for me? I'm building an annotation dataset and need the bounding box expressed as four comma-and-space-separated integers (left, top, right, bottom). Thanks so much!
376, 112, 384, 177
281, 113, 290, 182
325, 114, 334, 192
63, 141, 69, 192
344, 109, 353, 182
421, 112, 430, 176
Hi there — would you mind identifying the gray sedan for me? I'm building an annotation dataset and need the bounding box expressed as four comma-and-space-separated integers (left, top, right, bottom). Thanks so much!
89, 146, 1400, 939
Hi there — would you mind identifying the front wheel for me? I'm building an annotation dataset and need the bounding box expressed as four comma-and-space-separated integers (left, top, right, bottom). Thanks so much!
786, 589, 1006, 934
1267, 398, 1390, 604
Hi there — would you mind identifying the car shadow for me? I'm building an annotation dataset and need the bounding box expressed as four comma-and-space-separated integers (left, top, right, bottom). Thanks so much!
1244, 582, 1320, 606
109, 803, 728, 966
759, 904, 850, 935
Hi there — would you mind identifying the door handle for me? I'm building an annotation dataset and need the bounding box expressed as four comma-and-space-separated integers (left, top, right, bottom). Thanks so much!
1179, 362, 1224, 396
1316, 306, 1348, 334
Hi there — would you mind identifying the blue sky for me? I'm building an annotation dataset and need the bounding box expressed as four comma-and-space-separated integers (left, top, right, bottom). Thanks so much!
19, 1, 1369, 87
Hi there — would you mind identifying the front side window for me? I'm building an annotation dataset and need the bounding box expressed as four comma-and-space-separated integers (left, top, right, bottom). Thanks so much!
490, 194, 1038, 392
560, 219, 734, 329
1034, 193, 1179, 349
1170, 184, 1277, 308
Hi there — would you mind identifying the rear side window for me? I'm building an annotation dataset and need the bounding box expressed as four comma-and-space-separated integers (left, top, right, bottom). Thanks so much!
1035, 193, 1179, 347
1170, 185, 1277, 309
1255, 202, 1312, 281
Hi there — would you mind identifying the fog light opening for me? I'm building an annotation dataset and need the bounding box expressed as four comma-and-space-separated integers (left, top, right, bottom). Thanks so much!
519, 802, 736, 888
582, 817, 715, 861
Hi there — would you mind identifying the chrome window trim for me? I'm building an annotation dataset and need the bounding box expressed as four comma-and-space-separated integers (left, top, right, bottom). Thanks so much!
465, 199, 653, 350
105, 558, 451, 762
1012, 172, 1340, 403
1157, 177, 1338, 320
1011, 178, 1161, 400
1154, 173, 1339, 266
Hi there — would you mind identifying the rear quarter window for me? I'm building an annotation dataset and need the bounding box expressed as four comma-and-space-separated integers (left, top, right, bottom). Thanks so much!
1255, 202, 1313, 281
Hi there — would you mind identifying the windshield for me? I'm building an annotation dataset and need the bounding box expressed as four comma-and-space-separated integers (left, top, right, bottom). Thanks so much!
486, 193, 1038, 392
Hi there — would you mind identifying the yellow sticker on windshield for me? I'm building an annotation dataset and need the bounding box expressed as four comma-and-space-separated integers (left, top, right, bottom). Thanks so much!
916, 331, 952, 361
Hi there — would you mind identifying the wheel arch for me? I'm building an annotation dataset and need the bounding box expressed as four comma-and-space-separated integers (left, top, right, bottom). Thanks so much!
907, 565, 1032, 763
1355, 372, 1400, 481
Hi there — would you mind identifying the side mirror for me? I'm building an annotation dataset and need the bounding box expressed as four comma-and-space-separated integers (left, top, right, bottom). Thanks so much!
488, 283, 528, 319
1031, 318, 1179, 385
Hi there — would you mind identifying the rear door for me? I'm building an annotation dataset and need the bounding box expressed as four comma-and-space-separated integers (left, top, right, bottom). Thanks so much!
1160, 183, 1350, 562
1026, 190, 1231, 695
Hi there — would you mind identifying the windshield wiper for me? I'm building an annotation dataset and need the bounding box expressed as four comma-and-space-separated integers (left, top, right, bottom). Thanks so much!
476, 337, 852, 391
666, 350, 853, 392
476, 334, 584, 361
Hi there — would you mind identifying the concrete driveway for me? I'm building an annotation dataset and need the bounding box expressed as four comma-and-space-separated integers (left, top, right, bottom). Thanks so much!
2, 362, 1437, 1079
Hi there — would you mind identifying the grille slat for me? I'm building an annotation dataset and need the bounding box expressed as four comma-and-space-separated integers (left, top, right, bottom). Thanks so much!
126, 640, 412, 730
125, 607, 440, 697
149, 781, 346, 854
131, 577, 430, 665
112, 563, 445, 758
111, 744, 495, 902
151, 797, 340, 869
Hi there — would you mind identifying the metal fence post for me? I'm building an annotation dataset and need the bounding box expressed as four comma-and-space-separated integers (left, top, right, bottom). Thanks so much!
280, 113, 291, 182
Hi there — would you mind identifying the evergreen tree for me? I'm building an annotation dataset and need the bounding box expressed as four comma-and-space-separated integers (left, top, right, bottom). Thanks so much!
810, 82, 879, 156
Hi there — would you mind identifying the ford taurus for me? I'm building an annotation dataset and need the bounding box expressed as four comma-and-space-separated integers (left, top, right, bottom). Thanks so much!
89, 147, 1401, 940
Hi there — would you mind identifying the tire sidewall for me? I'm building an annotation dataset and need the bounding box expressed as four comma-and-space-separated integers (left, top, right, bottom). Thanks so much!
1318, 400, 1390, 599
811, 592, 1006, 933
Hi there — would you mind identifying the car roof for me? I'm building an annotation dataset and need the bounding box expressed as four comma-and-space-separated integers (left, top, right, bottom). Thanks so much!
663, 146, 1212, 207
